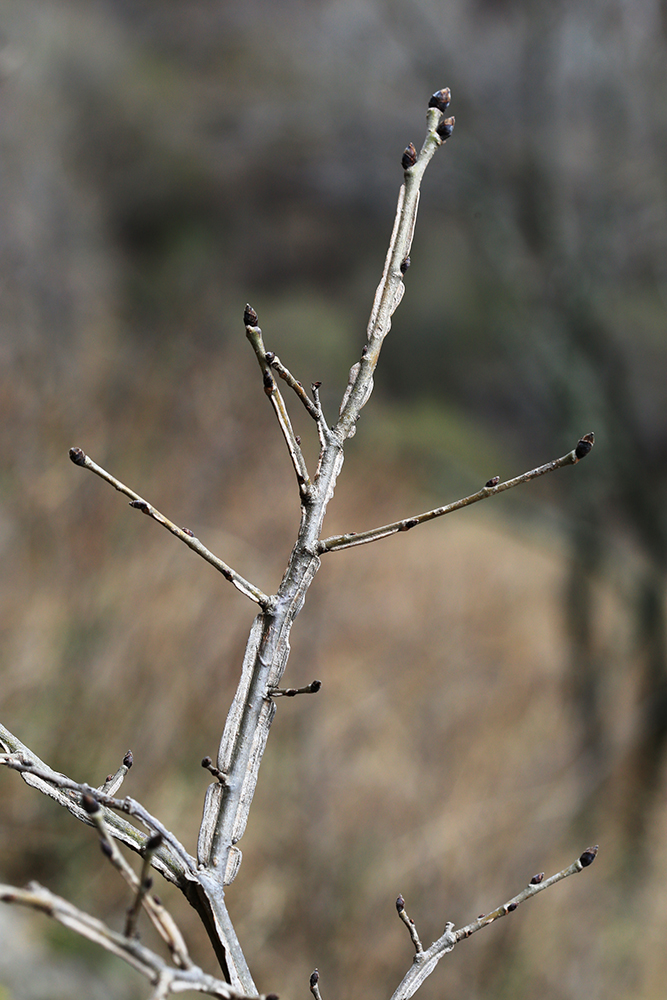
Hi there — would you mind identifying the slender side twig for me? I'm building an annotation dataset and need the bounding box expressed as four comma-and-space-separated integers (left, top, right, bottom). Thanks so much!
396, 895, 423, 954
264, 351, 321, 422
0, 883, 258, 1000
82, 796, 193, 970
389, 849, 598, 1000
99, 749, 134, 796
318, 434, 595, 554
270, 680, 322, 698
244, 306, 313, 498
68, 448, 271, 609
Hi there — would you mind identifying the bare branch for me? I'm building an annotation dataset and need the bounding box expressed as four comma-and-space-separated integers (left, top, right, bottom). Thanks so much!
264, 351, 321, 422
0, 882, 258, 1000
389, 849, 599, 1000
68, 447, 271, 609
0, 734, 197, 883
99, 749, 134, 796
396, 895, 424, 954
319, 434, 595, 554
336, 98, 454, 440
244, 307, 313, 498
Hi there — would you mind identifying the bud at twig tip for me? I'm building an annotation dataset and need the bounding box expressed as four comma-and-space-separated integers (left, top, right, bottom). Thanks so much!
123, 750, 133, 768
201, 756, 212, 768
579, 845, 598, 867
402, 143, 417, 170
309, 971, 319, 988
69, 447, 86, 466
244, 304, 258, 327
396, 894, 405, 913
428, 88, 451, 112
82, 793, 100, 815
575, 432, 595, 460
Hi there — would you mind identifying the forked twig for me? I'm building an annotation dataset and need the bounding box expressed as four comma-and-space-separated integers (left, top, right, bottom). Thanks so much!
244, 306, 313, 497
0, 882, 257, 1000
319, 434, 595, 553
68, 448, 271, 608
389, 848, 599, 1000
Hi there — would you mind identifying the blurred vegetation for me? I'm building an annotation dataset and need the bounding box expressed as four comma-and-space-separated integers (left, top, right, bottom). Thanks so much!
1, 1, 666, 999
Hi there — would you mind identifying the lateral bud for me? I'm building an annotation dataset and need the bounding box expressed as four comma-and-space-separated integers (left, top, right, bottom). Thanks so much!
530, 872, 544, 885
436, 117, 455, 140
244, 303, 258, 327
428, 88, 451, 113
82, 793, 101, 815
485, 476, 500, 488
579, 845, 599, 868
402, 142, 418, 170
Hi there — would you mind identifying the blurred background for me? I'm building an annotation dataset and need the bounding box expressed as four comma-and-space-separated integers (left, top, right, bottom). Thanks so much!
1, 1, 666, 998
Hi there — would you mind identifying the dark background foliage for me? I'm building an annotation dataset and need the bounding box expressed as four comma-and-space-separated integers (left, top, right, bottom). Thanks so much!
1, 1, 666, 998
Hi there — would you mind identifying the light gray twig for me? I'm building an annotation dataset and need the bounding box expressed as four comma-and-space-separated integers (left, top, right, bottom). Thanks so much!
389, 849, 599, 1000
0, 882, 258, 1000
264, 351, 321, 422
68, 448, 271, 609
244, 311, 313, 498
0, 741, 196, 879
319, 434, 595, 553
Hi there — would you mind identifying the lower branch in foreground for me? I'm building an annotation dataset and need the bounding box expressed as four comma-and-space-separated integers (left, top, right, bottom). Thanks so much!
319, 434, 595, 554
390, 847, 598, 1000
0, 882, 258, 1000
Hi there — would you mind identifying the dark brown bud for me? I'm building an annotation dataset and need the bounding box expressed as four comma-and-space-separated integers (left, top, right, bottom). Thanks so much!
145, 833, 163, 852
308, 680, 322, 693
436, 117, 455, 140
428, 88, 451, 112
507, 902, 517, 912
244, 304, 258, 327
485, 476, 500, 488
399, 518, 419, 531
69, 447, 86, 466
579, 845, 598, 868
266, 994, 280, 1000
100, 840, 112, 857
123, 750, 133, 768
361, 345, 368, 356
402, 142, 418, 170
182, 527, 194, 537
152, 895, 162, 906
309, 970, 320, 988
396, 894, 405, 913
82, 793, 100, 815
263, 370, 274, 394
201, 756, 213, 768
105, 773, 113, 783
400, 256, 411, 274
530, 872, 544, 885
312, 381, 322, 390
296, 436, 301, 446
142, 875, 154, 890
265, 351, 275, 364
129, 500, 149, 512
575, 432, 595, 460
